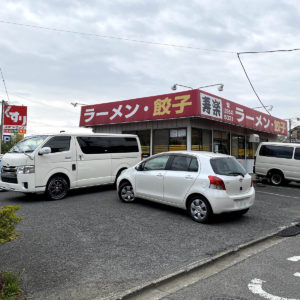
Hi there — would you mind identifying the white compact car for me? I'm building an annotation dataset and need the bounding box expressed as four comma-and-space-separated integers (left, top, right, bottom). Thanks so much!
117, 151, 255, 223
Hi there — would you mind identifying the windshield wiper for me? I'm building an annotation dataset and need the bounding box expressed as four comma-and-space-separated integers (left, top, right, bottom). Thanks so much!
227, 172, 245, 177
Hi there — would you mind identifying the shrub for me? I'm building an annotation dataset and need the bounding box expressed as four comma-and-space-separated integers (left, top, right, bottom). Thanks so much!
0, 205, 23, 244
0, 271, 24, 300
0, 206, 24, 299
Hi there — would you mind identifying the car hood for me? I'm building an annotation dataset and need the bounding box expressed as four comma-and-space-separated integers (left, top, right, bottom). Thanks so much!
1, 153, 34, 167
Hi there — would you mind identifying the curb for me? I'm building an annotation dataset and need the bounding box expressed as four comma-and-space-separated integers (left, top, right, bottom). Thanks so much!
104, 221, 297, 300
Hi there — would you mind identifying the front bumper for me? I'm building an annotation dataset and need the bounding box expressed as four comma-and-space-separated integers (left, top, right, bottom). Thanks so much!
0, 173, 45, 193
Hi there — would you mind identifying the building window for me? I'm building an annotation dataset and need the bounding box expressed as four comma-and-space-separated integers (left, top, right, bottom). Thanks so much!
169, 129, 187, 151
192, 128, 212, 152
123, 130, 150, 158
213, 130, 229, 154
231, 135, 245, 159
246, 136, 259, 159
153, 128, 187, 154
153, 129, 169, 154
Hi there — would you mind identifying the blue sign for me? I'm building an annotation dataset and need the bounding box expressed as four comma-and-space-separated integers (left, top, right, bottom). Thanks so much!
3, 135, 11, 144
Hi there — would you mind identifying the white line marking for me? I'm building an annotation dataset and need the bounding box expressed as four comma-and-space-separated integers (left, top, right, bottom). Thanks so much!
287, 256, 300, 262
248, 278, 299, 300
294, 272, 300, 277
256, 191, 300, 200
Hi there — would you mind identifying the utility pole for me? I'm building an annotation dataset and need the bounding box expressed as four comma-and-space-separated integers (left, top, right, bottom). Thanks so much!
289, 118, 292, 143
0, 100, 5, 154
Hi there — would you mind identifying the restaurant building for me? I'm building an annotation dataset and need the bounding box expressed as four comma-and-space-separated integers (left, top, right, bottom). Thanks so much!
79, 89, 287, 172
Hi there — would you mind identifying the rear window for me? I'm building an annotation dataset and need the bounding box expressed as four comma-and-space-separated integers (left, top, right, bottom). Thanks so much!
210, 157, 247, 176
259, 145, 293, 159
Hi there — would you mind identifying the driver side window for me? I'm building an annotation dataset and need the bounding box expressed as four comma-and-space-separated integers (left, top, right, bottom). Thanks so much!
143, 155, 169, 171
43, 136, 71, 153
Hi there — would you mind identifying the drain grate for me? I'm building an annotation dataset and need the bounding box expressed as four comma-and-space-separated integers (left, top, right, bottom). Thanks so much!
277, 224, 300, 237
203, 296, 248, 300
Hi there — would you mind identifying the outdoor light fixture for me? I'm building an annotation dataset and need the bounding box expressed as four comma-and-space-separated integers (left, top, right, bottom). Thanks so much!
70, 102, 87, 107
171, 83, 224, 91
252, 105, 273, 111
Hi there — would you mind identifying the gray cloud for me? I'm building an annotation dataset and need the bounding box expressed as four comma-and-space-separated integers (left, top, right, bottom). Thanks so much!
0, 0, 300, 135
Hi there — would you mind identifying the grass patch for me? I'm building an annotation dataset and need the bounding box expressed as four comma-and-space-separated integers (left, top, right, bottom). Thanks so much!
0, 271, 25, 300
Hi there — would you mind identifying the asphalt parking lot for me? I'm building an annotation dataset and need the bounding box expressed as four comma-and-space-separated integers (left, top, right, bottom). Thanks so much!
0, 182, 300, 300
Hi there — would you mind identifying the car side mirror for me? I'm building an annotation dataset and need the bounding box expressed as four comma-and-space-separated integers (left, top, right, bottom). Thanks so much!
38, 147, 51, 155
135, 163, 144, 171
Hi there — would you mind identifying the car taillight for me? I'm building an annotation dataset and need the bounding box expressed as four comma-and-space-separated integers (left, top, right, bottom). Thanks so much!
208, 176, 226, 190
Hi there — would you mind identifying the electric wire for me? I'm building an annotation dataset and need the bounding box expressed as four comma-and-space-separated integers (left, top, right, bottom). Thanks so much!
0, 67, 10, 102
237, 53, 271, 115
1, 19, 300, 116
0, 20, 235, 54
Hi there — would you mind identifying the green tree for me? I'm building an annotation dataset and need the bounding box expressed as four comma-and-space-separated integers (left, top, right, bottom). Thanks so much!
1, 135, 23, 154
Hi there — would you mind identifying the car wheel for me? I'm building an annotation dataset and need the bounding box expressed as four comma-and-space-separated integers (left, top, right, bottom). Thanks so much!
46, 176, 69, 200
187, 196, 212, 223
269, 172, 284, 186
118, 181, 135, 203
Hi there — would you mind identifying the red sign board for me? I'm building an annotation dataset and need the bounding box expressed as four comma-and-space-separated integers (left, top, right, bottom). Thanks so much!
79, 90, 287, 136
3, 105, 27, 134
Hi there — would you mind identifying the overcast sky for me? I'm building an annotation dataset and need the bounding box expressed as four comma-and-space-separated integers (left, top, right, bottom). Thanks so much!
0, 0, 300, 135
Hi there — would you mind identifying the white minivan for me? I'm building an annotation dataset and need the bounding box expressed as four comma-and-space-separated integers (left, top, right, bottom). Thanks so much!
254, 142, 300, 185
0, 133, 141, 200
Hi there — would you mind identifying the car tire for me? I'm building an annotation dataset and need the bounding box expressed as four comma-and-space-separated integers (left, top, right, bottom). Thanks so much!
269, 172, 284, 186
46, 175, 69, 200
187, 195, 212, 223
118, 181, 135, 203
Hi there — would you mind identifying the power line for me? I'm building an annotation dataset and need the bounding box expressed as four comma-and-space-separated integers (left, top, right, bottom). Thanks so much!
0, 20, 236, 54
237, 53, 271, 115
238, 49, 300, 55
0, 67, 10, 102
2, 19, 300, 116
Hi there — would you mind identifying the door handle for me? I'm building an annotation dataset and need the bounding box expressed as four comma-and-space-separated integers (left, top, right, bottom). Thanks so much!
156, 173, 163, 177
65, 156, 71, 159
185, 175, 194, 180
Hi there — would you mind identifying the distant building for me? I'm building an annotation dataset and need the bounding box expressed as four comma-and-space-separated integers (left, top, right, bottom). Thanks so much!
291, 125, 300, 143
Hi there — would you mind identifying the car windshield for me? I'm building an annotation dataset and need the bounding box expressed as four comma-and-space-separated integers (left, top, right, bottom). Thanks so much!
9, 135, 49, 153
210, 157, 247, 176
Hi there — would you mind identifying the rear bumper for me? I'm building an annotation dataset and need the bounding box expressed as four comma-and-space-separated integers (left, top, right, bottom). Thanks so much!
208, 187, 255, 214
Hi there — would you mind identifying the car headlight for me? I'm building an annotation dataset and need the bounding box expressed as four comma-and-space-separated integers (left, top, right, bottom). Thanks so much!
17, 165, 35, 174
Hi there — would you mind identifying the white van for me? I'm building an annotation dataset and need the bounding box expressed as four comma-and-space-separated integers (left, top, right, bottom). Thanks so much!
0, 133, 141, 199
254, 142, 300, 185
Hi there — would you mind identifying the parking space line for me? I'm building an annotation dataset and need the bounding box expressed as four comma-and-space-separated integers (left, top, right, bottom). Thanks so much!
256, 191, 300, 200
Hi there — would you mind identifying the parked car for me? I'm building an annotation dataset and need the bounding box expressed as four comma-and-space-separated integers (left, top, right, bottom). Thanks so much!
0, 133, 141, 200
254, 142, 300, 185
117, 151, 255, 223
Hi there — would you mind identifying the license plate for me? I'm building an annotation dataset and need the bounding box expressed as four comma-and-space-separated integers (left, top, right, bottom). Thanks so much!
235, 198, 249, 208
